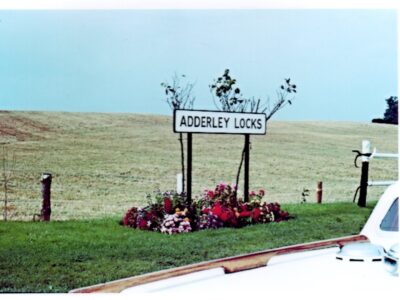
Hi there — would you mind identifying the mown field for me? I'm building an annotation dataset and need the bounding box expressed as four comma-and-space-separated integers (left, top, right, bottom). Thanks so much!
0, 110, 397, 220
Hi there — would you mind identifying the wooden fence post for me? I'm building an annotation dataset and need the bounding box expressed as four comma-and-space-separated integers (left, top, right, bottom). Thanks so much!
41, 173, 52, 221
316, 181, 323, 203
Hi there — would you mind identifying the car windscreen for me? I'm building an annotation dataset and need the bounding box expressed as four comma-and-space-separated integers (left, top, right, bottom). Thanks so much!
380, 198, 399, 232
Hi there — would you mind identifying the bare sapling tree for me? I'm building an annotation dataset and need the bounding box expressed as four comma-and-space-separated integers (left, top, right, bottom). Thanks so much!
1, 146, 16, 221
210, 70, 298, 199
263, 78, 297, 120
161, 74, 196, 193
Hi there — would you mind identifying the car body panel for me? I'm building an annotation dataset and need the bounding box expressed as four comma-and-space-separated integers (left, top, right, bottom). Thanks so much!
361, 181, 399, 249
121, 247, 397, 294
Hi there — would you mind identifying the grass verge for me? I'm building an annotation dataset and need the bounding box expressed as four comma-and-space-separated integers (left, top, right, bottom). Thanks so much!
0, 202, 375, 293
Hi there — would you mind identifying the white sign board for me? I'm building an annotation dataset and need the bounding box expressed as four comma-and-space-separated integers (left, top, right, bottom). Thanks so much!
174, 109, 266, 135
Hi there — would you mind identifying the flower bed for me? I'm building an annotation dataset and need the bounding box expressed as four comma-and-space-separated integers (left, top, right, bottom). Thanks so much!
123, 183, 290, 234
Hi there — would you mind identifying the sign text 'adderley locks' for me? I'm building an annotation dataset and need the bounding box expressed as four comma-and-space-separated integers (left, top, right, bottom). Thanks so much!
174, 110, 266, 135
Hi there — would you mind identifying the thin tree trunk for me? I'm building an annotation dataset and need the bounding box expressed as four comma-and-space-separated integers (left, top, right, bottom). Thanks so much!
179, 133, 185, 193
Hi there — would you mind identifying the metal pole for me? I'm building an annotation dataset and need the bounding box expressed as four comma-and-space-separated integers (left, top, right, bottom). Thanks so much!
368, 180, 397, 187
370, 149, 399, 159
244, 134, 250, 203
186, 133, 192, 206
358, 140, 370, 207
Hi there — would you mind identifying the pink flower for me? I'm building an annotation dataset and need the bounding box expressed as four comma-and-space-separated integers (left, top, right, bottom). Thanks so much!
259, 189, 265, 196
218, 182, 226, 191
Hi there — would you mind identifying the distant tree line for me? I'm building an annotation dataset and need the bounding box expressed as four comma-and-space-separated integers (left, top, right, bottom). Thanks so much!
372, 96, 398, 125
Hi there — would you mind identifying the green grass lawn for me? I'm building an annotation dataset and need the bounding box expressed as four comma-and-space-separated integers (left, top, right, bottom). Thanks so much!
0, 202, 375, 293
0, 111, 397, 220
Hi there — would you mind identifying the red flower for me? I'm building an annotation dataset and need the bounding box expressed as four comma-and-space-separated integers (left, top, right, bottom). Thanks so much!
279, 211, 289, 221
229, 216, 238, 227
212, 202, 222, 217
253, 208, 261, 222
239, 204, 248, 211
207, 190, 215, 199
220, 211, 231, 222
239, 211, 251, 218
202, 207, 210, 214
145, 212, 153, 220
123, 207, 138, 228
164, 198, 173, 214
138, 219, 148, 229
259, 189, 265, 197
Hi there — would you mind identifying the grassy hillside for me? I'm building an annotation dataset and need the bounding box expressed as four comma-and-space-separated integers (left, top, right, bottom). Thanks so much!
0, 111, 397, 220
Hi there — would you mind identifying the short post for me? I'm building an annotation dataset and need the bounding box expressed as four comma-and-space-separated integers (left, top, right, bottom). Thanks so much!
316, 181, 323, 203
176, 173, 183, 194
244, 134, 250, 203
357, 140, 370, 207
186, 133, 192, 206
41, 173, 52, 221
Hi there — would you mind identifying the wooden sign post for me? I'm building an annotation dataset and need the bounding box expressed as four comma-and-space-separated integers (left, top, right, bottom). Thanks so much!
174, 109, 266, 204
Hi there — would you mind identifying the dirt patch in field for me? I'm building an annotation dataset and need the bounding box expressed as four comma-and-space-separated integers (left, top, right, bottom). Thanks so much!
0, 111, 51, 141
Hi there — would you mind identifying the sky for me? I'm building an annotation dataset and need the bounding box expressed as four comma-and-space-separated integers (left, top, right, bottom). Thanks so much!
0, 9, 397, 121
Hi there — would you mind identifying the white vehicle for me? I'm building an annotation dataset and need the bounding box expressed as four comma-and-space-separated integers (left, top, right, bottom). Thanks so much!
71, 182, 399, 295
